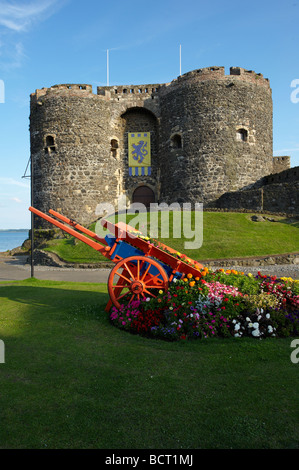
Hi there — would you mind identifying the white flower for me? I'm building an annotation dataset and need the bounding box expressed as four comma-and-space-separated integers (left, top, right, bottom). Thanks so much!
248, 322, 253, 328
173, 278, 177, 283
246, 317, 251, 322
258, 315, 262, 320
266, 313, 270, 319
146, 297, 150, 302
169, 306, 173, 310
261, 308, 264, 313
268, 325, 273, 333
253, 322, 259, 329
252, 329, 260, 337
235, 324, 240, 331
232, 319, 236, 324
234, 333, 241, 337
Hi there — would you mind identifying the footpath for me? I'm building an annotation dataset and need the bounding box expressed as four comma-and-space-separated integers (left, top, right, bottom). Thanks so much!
1, 253, 299, 282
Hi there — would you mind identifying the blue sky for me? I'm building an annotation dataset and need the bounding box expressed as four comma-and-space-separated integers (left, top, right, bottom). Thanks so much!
0, 0, 298, 229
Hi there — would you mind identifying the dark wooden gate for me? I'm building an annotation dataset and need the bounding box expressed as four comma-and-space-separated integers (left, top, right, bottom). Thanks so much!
132, 186, 155, 207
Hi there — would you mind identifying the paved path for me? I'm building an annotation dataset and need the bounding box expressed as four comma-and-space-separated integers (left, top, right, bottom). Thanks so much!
0, 255, 110, 283
1, 254, 299, 283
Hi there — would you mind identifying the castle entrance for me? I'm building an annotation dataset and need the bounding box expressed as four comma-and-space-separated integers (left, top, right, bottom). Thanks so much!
132, 186, 155, 208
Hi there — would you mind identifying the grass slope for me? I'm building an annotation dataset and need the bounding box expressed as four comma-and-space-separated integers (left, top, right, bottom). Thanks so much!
0, 279, 299, 449
42, 212, 299, 264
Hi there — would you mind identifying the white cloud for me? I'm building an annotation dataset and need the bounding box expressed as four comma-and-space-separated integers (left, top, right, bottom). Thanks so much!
11, 196, 22, 203
0, 177, 30, 188
0, 0, 62, 32
0, 0, 67, 69
274, 149, 299, 153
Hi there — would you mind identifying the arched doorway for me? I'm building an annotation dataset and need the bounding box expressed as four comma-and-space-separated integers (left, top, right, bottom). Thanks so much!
132, 186, 155, 207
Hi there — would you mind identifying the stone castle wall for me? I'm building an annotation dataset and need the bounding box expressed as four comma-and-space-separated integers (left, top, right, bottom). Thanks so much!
30, 66, 281, 228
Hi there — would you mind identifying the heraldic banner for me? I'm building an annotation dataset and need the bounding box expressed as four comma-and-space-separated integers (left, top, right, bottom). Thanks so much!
128, 132, 151, 176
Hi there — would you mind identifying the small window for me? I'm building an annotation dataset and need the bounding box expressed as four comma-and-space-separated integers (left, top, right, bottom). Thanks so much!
171, 134, 182, 149
111, 139, 119, 158
236, 129, 248, 142
44, 135, 56, 154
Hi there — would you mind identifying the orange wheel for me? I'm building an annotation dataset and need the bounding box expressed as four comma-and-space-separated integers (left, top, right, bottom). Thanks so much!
108, 256, 169, 309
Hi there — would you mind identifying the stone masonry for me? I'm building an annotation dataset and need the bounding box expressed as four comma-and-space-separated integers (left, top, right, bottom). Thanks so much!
29, 66, 291, 228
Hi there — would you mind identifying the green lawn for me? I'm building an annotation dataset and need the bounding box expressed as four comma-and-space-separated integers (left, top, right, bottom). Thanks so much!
42, 212, 299, 264
0, 278, 299, 449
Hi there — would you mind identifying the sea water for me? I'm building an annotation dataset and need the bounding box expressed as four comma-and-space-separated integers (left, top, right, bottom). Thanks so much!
0, 230, 29, 252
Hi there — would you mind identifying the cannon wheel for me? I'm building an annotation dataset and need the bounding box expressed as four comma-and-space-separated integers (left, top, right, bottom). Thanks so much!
108, 255, 169, 309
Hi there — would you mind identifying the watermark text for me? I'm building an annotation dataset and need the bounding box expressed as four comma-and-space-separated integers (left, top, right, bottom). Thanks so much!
290, 339, 299, 364
95, 197, 203, 249
290, 79, 299, 103
0, 340, 4, 363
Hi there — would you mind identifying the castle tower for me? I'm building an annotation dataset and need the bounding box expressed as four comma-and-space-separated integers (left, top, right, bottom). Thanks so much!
30, 84, 117, 227
158, 66, 273, 204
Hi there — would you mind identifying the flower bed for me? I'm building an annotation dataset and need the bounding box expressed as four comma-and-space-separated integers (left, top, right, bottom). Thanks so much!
109, 268, 299, 341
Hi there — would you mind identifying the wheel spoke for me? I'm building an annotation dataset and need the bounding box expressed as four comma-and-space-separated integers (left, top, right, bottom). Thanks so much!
143, 288, 157, 298
115, 289, 130, 301
137, 259, 140, 280
140, 262, 151, 281
114, 269, 131, 283
144, 272, 163, 285
143, 285, 165, 289
123, 262, 135, 280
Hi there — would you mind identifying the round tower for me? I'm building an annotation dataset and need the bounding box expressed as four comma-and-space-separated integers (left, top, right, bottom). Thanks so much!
30, 84, 117, 227
158, 66, 273, 205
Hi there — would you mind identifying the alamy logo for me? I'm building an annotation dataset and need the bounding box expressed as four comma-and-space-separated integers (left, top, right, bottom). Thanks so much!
290, 339, 299, 364
290, 79, 299, 103
0, 340, 4, 363
95, 196, 203, 250
0, 80, 4, 103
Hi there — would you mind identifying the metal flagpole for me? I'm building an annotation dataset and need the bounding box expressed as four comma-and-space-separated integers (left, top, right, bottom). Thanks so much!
22, 154, 34, 277
107, 49, 109, 86
180, 44, 182, 76
30, 152, 34, 278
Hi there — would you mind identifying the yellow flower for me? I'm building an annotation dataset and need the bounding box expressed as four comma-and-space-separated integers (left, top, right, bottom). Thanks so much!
248, 273, 253, 277
226, 270, 231, 274
159, 290, 163, 295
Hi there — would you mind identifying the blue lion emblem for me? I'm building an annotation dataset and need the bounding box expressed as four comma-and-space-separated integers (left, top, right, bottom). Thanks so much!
131, 140, 148, 163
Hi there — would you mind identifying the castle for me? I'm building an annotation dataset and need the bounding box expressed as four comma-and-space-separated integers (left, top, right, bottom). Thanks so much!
30, 65, 295, 228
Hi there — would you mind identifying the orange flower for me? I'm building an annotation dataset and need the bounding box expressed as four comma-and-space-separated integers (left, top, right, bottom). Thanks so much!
189, 281, 195, 287
187, 273, 193, 279
183, 278, 188, 282
195, 277, 200, 281
201, 271, 207, 277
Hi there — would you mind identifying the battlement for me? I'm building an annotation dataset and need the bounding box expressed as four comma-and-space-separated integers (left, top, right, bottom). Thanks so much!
272, 156, 291, 173
97, 84, 161, 99
31, 84, 93, 102
163, 66, 270, 91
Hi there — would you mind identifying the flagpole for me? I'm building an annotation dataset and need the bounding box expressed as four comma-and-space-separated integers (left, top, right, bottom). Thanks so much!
107, 49, 109, 86
179, 44, 181, 76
